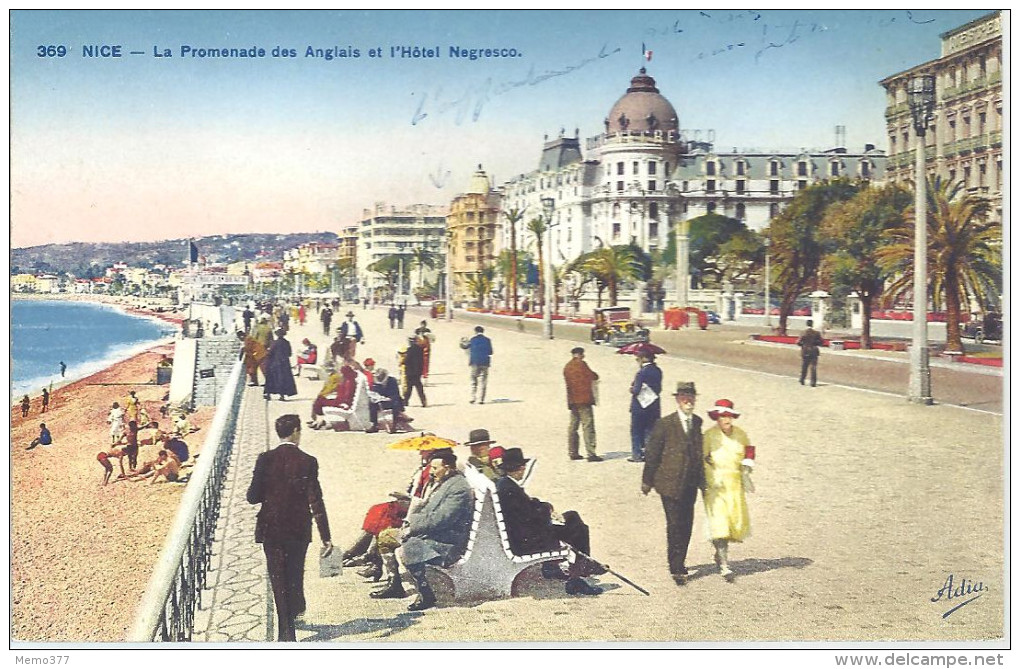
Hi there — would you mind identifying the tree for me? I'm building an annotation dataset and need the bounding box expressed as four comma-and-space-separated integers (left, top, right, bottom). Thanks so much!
409, 248, 437, 292
495, 249, 529, 307
821, 184, 912, 348
768, 178, 864, 334
465, 267, 495, 307
576, 242, 650, 306
502, 207, 526, 313
526, 216, 548, 311
877, 176, 1000, 354
368, 254, 410, 298
661, 213, 754, 288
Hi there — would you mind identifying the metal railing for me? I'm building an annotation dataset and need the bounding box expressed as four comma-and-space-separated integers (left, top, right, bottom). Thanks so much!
129, 360, 246, 642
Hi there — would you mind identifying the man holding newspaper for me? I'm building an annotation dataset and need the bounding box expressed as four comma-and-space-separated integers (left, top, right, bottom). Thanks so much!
628, 350, 662, 463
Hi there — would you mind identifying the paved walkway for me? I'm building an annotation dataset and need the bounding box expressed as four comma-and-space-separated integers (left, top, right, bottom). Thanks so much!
191, 303, 1004, 644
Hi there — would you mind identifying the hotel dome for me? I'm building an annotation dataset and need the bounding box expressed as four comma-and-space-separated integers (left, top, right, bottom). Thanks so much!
605, 68, 679, 135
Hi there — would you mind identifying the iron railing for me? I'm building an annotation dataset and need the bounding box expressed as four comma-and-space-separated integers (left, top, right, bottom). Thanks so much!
129, 360, 246, 642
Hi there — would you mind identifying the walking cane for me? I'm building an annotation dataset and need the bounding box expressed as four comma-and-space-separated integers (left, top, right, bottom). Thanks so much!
575, 550, 650, 596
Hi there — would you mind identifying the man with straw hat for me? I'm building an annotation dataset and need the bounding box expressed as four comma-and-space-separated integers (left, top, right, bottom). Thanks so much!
641, 381, 704, 586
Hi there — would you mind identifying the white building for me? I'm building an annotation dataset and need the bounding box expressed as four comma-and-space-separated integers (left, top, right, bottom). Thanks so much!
356, 203, 447, 296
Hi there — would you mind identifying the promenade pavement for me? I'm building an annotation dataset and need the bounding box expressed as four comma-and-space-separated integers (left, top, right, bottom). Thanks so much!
196, 303, 1004, 644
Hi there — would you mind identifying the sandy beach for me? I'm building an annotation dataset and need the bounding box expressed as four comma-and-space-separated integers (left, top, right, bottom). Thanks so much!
10, 329, 214, 641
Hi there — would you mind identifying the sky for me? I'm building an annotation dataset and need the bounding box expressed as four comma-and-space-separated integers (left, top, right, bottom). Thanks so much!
10, 9, 995, 249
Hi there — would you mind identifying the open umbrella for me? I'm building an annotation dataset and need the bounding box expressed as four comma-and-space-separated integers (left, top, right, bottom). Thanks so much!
616, 341, 667, 356
387, 432, 457, 452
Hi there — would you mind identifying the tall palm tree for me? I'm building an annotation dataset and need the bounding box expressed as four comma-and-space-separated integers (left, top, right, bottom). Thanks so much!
578, 243, 647, 306
409, 247, 437, 293
465, 267, 496, 307
502, 207, 526, 313
877, 176, 1000, 353
526, 216, 548, 311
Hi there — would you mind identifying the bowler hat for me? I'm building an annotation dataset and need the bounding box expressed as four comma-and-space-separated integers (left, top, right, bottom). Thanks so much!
501, 447, 530, 470
346, 311, 355, 317
465, 428, 495, 447
673, 381, 697, 396
707, 398, 740, 420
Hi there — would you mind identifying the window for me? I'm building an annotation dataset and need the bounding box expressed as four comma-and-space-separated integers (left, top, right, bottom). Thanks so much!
633, 162, 639, 175
798, 180, 807, 190
769, 203, 780, 218
664, 162, 671, 175
648, 180, 657, 191
979, 112, 987, 135
706, 179, 716, 193
617, 181, 624, 192
682, 181, 688, 191
649, 203, 658, 219
963, 165, 971, 186
979, 162, 986, 187
797, 161, 808, 177
770, 160, 780, 176
612, 222, 621, 237
707, 161, 716, 176
949, 169, 957, 182
770, 180, 780, 194
707, 202, 717, 214
617, 162, 624, 175
830, 162, 840, 177
860, 161, 871, 178
735, 203, 746, 220
613, 203, 621, 218
890, 135, 897, 153
649, 222, 659, 238
648, 161, 657, 175
736, 161, 746, 176
736, 180, 746, 193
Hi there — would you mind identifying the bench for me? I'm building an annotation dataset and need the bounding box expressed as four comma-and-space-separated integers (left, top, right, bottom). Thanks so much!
321, 374, 372, 431
302, 365, 325, 381
426, 464, 572, 602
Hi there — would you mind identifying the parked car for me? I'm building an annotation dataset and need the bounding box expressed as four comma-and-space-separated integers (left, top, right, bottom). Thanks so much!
963, 312, 1002, 343
591, 306, 650, 347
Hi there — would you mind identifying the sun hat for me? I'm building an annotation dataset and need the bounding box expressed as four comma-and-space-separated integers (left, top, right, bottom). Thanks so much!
707, 398, 741, 420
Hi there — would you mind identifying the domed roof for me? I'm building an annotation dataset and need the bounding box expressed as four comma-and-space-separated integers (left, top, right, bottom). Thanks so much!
466, 164, 491, 194
605, 68, 679, 135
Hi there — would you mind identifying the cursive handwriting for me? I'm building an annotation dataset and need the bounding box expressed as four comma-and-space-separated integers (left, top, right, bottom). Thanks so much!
410, 43, 621, 128
931, 574, 987, 619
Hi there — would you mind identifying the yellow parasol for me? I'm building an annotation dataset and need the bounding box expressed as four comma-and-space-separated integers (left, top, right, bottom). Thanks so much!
386, 432, 458, 452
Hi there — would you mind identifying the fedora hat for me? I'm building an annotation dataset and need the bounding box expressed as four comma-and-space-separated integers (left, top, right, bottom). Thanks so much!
464, 428, 495, 447
501, 447, 530, 470
707, 398, 740, 420
345, 311, 355, 317
673, 381, 697, 396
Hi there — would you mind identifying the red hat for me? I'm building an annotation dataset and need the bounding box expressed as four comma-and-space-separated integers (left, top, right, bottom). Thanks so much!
488, 446, 506, 460
363, 358, 376, 367
707, 399, 741, 421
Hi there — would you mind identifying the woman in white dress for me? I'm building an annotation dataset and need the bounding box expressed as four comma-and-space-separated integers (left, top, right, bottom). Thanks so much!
702, 399, 755, 581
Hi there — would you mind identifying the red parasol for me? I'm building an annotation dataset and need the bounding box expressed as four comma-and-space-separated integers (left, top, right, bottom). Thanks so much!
616, 341, 667, 356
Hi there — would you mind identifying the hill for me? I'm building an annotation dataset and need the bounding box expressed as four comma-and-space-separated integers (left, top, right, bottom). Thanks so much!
10, 232, 340, 276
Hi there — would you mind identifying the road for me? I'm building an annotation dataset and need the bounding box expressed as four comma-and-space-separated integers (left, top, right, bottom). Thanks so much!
246, 303, 1004, 643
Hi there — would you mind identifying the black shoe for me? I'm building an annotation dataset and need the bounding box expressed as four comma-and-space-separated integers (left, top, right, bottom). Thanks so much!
587, 455, 604, 462
672, 573, 689, 586
565, 578, 602, 596
626, 457, 644, 463
407, 593, 436, 611
569, 454, 584, 461
365, 425, 379, 434
369, 580, 406, 599
358, 565, 382, 581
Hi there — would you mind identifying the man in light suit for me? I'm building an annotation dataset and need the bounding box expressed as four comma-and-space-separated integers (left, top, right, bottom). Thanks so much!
641, 381, 704, 586
247, 414, 333, 641
372, 450, 473, 611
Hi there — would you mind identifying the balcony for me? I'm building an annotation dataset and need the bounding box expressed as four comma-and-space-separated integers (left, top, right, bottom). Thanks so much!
884, 101, 910, 120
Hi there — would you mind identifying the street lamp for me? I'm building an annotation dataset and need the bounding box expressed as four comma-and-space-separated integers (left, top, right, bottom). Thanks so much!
541, 197, 555, 339
445, 229, 454, 320
763, 237, 772, 328
907, 73, 935, 405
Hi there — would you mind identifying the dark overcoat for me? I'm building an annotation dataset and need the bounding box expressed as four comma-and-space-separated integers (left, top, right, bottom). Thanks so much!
246, 443, 331, 545
642, 412, 705, 499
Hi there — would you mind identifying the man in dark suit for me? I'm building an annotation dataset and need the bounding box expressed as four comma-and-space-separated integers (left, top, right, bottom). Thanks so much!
628, 350, 663, 462
247, 414, 333, 641
496, 448, 603, 596
402, 336, 427, 407
641, 381, 703, 585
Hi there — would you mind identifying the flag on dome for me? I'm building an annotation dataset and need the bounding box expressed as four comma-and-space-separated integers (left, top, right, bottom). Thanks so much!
642, 42, 653, 61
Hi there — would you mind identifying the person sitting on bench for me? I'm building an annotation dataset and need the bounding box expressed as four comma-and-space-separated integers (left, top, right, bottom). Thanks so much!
295, 339, 317, 374
495, 447, 604, 596
366, 367, 406, 434
371, 450, 474, 611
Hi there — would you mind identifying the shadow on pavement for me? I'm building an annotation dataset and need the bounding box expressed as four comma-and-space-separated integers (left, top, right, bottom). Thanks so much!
296, 612, 423, 641
688, 556, 813, 581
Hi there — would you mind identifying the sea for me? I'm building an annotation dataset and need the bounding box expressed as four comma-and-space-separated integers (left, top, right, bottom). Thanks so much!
10, 300, 177, 400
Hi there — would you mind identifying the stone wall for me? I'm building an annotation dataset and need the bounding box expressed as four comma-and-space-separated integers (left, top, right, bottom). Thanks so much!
191, 335, 242, 408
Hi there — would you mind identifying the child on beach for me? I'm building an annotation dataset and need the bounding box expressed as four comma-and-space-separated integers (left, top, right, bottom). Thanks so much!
107, 402, 125, 445
123, 421, 140, 471
20, 395, 30, 418
97, 447, 128, 486
26, 423, 53, 450
41, 388, 50, 413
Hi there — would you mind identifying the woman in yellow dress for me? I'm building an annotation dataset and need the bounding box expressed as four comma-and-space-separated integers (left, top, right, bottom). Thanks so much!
702, 399, 755, 581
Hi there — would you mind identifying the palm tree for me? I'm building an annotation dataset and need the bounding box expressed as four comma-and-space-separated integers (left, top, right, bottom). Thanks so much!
409, 247, 437, 293
495, 249, 529, 306
465, 267, 496, 307
877, 176, 1000, 353
577, 243, 647, 306
502, 207, 526, 313
526, 216, 548, 311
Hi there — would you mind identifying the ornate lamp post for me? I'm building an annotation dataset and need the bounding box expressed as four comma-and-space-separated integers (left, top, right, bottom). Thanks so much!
907, 74, 935, 405
445, 228, 454, 321
541, 197, 556, 339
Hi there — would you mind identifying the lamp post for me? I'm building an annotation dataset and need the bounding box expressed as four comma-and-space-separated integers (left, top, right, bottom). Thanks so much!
907, 74, 935, 405
764, 237, 772, 328
445, 229, 454, 320
541, 197, 556, 339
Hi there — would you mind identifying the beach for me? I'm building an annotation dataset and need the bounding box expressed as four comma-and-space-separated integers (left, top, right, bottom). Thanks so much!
10, 303, 215, 642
